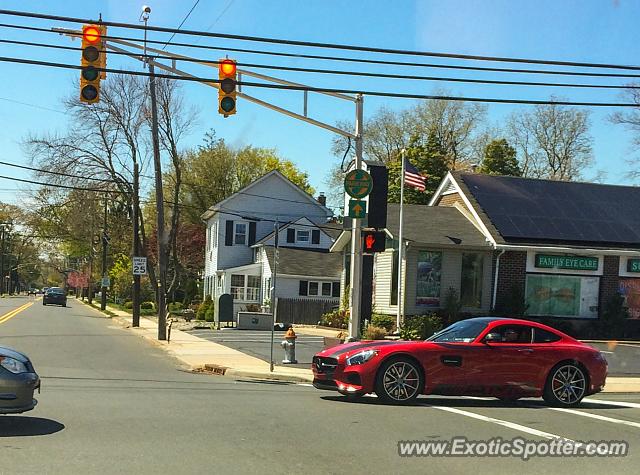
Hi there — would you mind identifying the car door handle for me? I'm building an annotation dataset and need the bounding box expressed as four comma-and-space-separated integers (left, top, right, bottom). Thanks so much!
516, 348, 534, 353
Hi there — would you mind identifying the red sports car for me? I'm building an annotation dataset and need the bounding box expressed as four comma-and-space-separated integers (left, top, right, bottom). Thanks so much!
312, 317, 607, 406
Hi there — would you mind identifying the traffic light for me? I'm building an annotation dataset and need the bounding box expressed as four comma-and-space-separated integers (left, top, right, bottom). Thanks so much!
218, 58, 237, 117
362, 230, 386, 253
80, 24, 105, 104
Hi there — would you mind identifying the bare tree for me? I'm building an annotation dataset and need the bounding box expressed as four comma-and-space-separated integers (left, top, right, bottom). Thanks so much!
508, 101, 593, 181
610, 84, 640, 180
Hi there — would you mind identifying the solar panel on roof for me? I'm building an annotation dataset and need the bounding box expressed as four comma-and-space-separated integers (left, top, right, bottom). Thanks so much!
461, 174, 640, 245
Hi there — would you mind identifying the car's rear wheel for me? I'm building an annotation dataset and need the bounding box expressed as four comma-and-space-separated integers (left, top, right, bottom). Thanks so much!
375, 357, 423, 404
543, 362, 587, 407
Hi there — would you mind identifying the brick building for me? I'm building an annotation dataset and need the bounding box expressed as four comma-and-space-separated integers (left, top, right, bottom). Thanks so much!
430, 172, 640, 328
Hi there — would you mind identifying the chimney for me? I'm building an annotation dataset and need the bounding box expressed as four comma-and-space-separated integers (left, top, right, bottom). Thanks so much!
317, 192, 326, 206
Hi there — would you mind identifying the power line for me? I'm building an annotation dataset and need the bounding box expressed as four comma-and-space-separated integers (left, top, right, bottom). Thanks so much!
160, 0, 200, 50
0, 160, 130, 184
2, 37, 638, 92
0, 55, 637, 107
2, 8, 640, 71
0, 173, 115, 193
0, 96, 65, 114
4, 21, 640, 80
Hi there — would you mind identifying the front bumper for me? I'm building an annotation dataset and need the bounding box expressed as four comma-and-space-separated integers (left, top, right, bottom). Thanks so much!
312, 356, 375, 395
0, 372, 40, 414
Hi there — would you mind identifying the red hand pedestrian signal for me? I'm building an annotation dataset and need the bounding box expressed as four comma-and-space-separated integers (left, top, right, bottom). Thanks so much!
362, 230, 385, 253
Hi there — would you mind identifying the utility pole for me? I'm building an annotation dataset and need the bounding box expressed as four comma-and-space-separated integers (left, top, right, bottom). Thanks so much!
149, 62, 167, 341
132, 161, 141, 327
0, 226, 5, 296
270, 218, 279, 373
348, 94, 364, 340
100, 196, 108, 310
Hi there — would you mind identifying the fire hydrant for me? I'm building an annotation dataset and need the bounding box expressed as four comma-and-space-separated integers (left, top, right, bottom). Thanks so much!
280, 327, 298, 364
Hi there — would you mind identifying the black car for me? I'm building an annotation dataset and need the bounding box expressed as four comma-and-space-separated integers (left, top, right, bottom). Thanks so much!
43, 287, 67, 307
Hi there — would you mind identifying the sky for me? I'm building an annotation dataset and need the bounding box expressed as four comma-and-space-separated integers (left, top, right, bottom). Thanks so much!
1, 0, 640, 209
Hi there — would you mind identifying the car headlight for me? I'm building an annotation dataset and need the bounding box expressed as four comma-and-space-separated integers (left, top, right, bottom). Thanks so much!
346, 349, 378, 366
0, 356, 29, 374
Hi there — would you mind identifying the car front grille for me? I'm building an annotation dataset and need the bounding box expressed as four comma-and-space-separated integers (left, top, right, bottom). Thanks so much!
313, 356, 338, 374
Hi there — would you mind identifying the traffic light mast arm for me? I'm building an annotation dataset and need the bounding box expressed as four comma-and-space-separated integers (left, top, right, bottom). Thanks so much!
53, 28, 358, 139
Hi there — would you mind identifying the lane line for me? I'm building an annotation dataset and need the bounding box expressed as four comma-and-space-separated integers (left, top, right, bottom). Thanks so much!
431, 406, 580, 444
584, 398, 640, 409
549, 407, 640, 429
0, 301, 34, 324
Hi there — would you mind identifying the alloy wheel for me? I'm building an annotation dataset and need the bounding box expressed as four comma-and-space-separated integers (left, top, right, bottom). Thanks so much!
381, 361, 421, 403
550, 364, 586, 405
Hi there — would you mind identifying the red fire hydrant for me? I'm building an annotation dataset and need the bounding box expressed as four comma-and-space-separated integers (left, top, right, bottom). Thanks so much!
280, 327, 298, 364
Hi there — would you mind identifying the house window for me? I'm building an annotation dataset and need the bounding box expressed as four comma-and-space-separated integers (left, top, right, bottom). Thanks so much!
416, 250, 442, 307
297, 230, 310, 243
230, 274, 245, 300
235, 223, 247, 245
391, 249, 399, 306
308, 281, 319, 296
322, 282, 332, 296
332, 281, 340, 298
461, 253, 484, 308
246, 276, 260, 301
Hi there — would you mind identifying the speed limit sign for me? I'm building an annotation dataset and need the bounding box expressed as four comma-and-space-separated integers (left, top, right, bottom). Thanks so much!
132, 256, 147, 275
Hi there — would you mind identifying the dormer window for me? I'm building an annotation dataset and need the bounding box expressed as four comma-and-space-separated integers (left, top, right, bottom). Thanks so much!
297, 230, 310, 243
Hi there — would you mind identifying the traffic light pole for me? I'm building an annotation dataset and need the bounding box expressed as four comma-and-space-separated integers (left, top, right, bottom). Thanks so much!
348, 94, 364, 340
149, 63, 167, 341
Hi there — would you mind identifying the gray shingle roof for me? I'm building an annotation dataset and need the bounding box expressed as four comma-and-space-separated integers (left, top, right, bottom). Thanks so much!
263, 246, 343, 278
386, 203, 491, 248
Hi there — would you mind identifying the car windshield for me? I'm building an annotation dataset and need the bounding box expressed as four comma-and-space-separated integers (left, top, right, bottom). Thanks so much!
426, 320, 489, 343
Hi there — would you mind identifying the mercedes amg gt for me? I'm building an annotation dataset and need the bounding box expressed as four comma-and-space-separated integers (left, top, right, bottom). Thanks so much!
312, 317, 607, 406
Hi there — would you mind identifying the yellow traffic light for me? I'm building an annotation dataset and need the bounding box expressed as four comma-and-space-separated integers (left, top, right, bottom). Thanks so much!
218, 58, 237, 117
80, 24, 104, 104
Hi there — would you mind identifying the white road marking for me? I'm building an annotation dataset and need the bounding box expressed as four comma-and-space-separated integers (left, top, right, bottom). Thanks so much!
297, 383, 314, 387
432, 406, 580, 444
583, 398, 640, 409
599, 351, 614, 354
549, 407, 640, 429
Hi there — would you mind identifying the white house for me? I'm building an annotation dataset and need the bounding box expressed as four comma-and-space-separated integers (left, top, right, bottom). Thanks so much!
201, 170, 342, 316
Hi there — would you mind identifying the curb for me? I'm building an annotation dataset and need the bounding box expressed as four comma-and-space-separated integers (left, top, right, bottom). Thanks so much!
581, 340, 640, 346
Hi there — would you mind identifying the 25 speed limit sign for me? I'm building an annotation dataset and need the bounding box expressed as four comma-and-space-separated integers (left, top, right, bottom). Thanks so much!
132, 256, 147, 275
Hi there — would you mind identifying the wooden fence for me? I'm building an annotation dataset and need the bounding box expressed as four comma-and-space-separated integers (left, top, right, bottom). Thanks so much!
276, 298, 339, 325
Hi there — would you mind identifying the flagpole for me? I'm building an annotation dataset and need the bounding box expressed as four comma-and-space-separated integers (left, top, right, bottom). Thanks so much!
396, 149, 406, 331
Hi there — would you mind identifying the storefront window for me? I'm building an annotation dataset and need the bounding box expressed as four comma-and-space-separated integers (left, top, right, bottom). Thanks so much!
416, 251, 442, 307
461, 253, 483, 308
525, 274, 599, 318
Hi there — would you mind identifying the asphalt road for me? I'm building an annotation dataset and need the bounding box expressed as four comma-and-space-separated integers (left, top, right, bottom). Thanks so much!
586, 342, 640, 375
185, 327, 325, 369
1, 295, 640, 474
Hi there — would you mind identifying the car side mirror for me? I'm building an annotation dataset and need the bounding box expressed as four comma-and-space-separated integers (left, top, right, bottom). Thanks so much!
484, 332, 501, 344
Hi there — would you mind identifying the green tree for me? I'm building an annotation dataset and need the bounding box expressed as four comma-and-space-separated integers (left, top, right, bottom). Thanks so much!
387, 133, 450, 204
480, 139, 522, 176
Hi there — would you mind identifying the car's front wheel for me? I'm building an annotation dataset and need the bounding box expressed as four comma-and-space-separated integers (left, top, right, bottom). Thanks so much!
543, 362, 587, 407
375, 357, 423, 404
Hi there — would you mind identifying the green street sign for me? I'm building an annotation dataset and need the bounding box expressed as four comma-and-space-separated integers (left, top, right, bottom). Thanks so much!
344, 169, 373, 199
348, 199, 367, 219
534, 254, 599, 271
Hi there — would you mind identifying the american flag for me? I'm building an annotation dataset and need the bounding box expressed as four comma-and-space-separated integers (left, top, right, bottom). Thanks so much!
404, 158, 426, 191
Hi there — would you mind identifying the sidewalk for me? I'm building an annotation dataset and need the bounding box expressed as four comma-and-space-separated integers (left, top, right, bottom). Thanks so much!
79, 299, 640, 392
81, 300, 314, 383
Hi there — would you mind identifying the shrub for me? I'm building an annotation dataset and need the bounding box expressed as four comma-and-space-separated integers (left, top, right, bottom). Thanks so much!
371, 313, 395, 332
363, 325, 388, 340
442, 287, 462, 324
399, 313, 443, 340
123, 301, 133, 310
197, 296, 212, 321
205, 303, 215, 322
497, 283, 529, 317
595, 292, 630, 339
168, 302, 183, 313
245, 303, 261, 313
320, 309, 349, 329
141, 301, 155, 310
